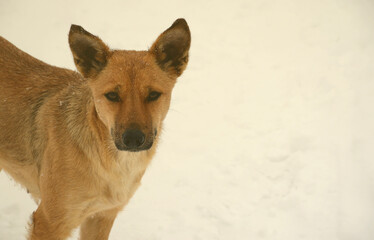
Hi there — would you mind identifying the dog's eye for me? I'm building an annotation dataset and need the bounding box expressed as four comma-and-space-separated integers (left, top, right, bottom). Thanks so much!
105, 92, 120, 102
147, 91, 161, 102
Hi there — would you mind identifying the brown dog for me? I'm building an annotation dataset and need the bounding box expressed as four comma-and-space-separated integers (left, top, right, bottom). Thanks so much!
0, 18, 190, 239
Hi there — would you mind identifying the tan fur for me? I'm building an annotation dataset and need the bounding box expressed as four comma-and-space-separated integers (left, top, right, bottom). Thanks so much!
0, 19, 190, 240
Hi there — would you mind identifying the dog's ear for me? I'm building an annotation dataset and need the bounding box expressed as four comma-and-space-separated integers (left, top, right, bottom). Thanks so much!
150, 19, 191, 77
68, 25, 110, 78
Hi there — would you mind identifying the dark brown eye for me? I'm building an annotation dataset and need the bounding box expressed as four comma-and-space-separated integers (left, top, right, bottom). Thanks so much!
105, 92, 120, 102
147, 91, 162, 102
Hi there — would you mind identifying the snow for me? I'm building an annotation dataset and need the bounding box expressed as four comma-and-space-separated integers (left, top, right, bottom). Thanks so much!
1, 0, 374, 239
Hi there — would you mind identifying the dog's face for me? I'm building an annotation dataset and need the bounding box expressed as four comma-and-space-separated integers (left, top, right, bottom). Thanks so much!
88, 52, 175, 152
68, 19, 190, 152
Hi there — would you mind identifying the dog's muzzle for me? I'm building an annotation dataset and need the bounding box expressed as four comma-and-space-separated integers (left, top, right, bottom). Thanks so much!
113, 127, 154, 152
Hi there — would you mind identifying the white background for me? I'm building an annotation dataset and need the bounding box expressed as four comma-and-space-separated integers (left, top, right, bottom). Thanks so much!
1, 0, 374, 239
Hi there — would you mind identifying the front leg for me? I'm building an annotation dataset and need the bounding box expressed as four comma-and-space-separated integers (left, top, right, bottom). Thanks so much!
29, 202, 81, 240
80, 207, 121, 240
28, 143, 95, 239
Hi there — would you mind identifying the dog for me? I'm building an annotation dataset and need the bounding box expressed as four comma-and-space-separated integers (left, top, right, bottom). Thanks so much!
0, 18, 190, 239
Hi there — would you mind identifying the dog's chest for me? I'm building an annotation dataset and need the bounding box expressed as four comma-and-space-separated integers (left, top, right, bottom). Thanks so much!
102, 170, 142, 206
94, 152, 148, 211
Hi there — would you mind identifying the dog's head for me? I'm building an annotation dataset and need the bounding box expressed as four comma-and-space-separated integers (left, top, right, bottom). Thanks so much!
68, 19, 190, 152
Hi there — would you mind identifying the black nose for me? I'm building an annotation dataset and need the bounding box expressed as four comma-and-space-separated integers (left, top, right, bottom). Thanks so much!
122, 129, 145, 149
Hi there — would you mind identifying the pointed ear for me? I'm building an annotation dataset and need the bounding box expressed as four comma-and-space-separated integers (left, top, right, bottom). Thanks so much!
68, 25, 110, 78
150, 19, 191, 77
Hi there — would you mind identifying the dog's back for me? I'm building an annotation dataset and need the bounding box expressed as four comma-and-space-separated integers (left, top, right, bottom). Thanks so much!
0, 37, 81, 190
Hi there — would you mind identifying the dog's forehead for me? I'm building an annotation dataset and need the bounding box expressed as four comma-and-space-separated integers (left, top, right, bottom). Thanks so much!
105, 51, 155, 84
111, 50, 149, 68
96, 50, 174, 90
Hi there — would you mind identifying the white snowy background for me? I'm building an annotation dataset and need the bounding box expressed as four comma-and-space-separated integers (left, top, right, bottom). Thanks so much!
1, 0, 374, 239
